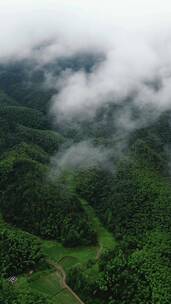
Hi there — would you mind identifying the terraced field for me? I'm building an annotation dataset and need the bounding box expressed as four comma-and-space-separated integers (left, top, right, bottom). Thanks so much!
43, 241, 97, 272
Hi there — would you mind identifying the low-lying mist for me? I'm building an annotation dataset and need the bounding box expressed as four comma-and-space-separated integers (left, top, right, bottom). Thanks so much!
1, 0, 171, 172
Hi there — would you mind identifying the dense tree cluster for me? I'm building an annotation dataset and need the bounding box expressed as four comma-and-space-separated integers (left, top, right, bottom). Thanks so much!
0, 154, 96, 246
0, 109, 63, 154
68, 230, 171, 304
0, 228, 44, 277
0, 79, 97, 248
0, 61, 97, 247
1, 59, 171, 303
70, 118, 171, 303
76, 143, 171, 242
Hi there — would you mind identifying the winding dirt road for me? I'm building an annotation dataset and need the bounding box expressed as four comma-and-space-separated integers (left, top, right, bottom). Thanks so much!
48, 260, 85, 304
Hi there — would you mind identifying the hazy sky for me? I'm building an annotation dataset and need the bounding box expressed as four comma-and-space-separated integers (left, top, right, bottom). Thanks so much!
1, 0, 171, 60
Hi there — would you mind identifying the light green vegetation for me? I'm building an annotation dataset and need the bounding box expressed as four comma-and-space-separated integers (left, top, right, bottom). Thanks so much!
42, 198, 115, 272
29, 270, 61, 296
53, 289, 79, 304
59, 257, 78, 270
16, 268, 80, 304
16, 270, 61, 297
43, 241, 97, 272
80, 199, 115, 253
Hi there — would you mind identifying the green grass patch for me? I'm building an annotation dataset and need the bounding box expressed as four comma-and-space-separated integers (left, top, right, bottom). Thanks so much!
43, 240, 97, 271
15, 269, 63, 297
29, 270, 61, 297
80, 199, 115, 253
59, 256, 78, 270
53, 289, 79, 304
15, 275, 29, 290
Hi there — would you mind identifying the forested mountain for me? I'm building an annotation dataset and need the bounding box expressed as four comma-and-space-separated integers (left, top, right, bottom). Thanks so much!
0, 58, 171, 304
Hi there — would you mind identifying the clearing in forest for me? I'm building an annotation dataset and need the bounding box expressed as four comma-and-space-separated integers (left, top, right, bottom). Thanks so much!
16, 199, 115, 304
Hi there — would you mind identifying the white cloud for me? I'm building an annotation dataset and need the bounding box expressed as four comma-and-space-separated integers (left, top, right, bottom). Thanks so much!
1, 0, 171, 121
50, 141, 112, 174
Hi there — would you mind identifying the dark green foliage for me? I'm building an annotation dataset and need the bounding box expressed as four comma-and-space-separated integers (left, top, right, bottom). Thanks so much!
129, 230, 171, 304
0, 120, 63, 154
131, 139, 167, 172
104, 160, 171, 240
0, 105, 48, 129
0, 82, 95, 249
0, 228, 44, 277
75, 167, 114, 207
0, 155, 96, 246
68, 246, 152, 304
97, 247, 152, 304
69, 234, 171, 304
74, 139, 171, 303
0, 277, 52, 304
1, 59, 171, 304
0, 104, 63, 155
0, 90, 17, 106
1, 142, 49, 164
0, 117, 14, 153
0, 61, 53, 112
76, 153, 171, 242
15, 125, 63, 154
